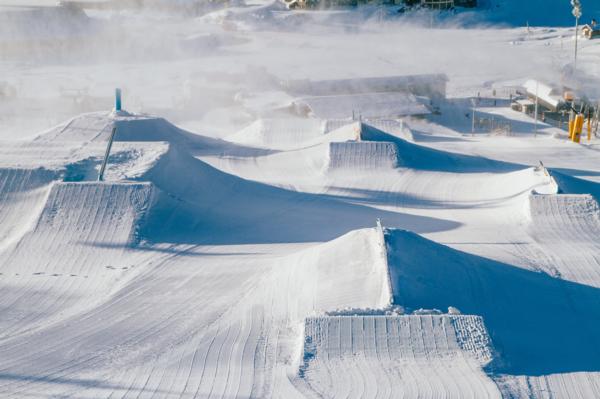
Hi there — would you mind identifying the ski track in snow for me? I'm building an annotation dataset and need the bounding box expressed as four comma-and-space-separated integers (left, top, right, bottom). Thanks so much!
0, 182, 156, 341
298, 315, 500, 399
2, 117, 600, 398
3, 5, 600, 396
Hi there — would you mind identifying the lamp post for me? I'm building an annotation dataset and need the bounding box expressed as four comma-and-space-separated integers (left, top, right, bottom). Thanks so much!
534, 80, 539, 137
571, 0, 582, 71
471, 98, 476, 136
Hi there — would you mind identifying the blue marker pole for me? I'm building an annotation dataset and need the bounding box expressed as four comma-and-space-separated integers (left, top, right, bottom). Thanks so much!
115, 88, 122, 111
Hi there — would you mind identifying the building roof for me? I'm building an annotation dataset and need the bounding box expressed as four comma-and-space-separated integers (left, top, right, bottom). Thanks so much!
523, 79, 561, 109
282, 74, 448, 97
295, 92, 430, 119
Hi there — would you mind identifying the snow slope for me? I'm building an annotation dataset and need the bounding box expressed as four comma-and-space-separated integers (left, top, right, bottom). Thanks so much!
0, 225, 393, 398
227, 118, 329, 150
385, 228, 600, 397
0, 182, 156, 339
3, 2, 600, 397
139, 142, 455, 244
36, 111, 226, 153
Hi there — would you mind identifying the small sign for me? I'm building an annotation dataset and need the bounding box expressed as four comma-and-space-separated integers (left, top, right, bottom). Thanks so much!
571, 0, 582, 19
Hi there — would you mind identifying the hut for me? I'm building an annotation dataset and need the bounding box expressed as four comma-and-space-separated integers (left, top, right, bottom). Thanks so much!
581, 24, 600, 40
523, 80, 563, 112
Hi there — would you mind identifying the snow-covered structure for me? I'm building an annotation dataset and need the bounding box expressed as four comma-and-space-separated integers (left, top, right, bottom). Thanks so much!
294, 92, 430, 119
582, 24, 600, 40
0, 3, 97, 58
282, 74, 448, 99
523, 79, 564, 112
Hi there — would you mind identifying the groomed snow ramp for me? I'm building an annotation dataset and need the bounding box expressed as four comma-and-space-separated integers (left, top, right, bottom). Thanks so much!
327, 142, 398, 170
357, 122, 522, 173
297, 315, 499, 399
384, 229, 600, 378
0, 168, 58, 251
526, 192, 600, 286
0, 182, 156, 338
228, 118, 327, 149
528, 193, 600, 220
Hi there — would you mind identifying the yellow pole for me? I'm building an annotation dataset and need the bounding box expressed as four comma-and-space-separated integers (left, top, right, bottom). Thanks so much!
588, 117, 592, 141
569, 120, 575, 140
568, 111, 575, 140
574, 114, 584, 143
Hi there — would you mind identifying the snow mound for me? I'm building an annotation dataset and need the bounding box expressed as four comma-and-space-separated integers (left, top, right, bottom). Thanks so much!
138, 143, 453, 244
227, 118, 328, 150
384, 228, 600, 376
360, 122, 518, 172
324, 121, 517, 173
36, 111, 223, 149
274, 228, 391, 315
328, 141, 398, 170
296, 315, 499, 398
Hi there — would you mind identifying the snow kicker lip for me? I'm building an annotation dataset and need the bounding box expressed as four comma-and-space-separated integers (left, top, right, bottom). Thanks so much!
296, 315, 498, 398
527, 165, 600, 220
528, 193, 600, 220
327, 141, 399, 170
0, 181, 158, 340
31, 181, 157, 247
0, 167, 59, 252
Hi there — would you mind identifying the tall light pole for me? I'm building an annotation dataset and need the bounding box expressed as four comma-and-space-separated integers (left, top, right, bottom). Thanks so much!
534, 80, 539, 137
471, 98, 476, 136
572, 0, 582, 71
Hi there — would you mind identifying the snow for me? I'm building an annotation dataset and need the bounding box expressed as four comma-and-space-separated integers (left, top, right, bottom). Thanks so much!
297, 315, 500, 399
227, 118, 328, 149
2, 1, 600, 398
328, 141, 399, 169
296, 91, 430, 119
